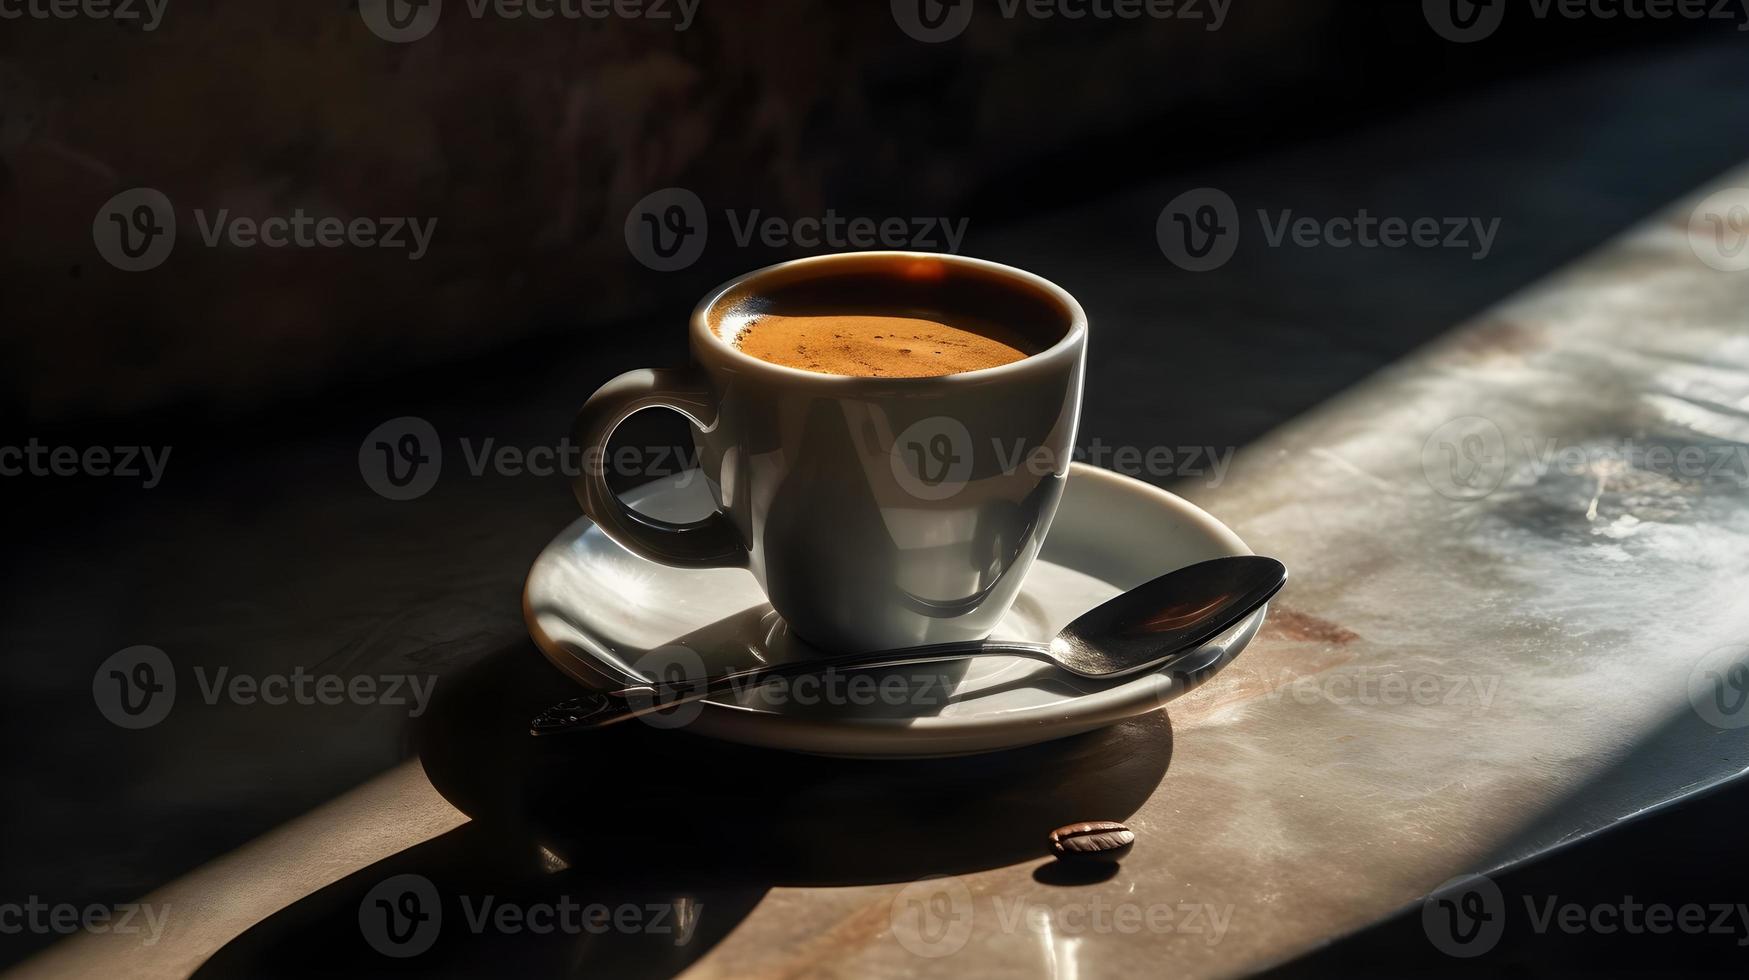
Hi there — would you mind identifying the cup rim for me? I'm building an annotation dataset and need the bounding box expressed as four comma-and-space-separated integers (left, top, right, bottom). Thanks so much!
689, 251, 1088, 385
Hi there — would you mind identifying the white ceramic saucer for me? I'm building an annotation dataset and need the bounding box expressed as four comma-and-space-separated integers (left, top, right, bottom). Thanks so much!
524, 462, 1265, 758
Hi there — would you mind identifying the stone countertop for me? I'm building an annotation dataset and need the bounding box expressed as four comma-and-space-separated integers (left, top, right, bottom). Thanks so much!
9, 37, 1749, 980
664, 173, 1749, 979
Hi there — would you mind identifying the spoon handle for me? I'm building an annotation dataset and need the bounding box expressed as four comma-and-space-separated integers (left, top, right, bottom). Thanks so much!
530, 554, 1284, 736
626, 638, 1049, 695
625, 639, 1048, 711
529, 640, 1049, 735
527, 632, 1238, 736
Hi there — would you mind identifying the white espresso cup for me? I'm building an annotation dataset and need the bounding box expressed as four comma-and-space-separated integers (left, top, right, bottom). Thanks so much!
572, 251, 1088, 652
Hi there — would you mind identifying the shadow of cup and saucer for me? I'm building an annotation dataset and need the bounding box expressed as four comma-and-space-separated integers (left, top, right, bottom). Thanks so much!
192, 622, 1176, 978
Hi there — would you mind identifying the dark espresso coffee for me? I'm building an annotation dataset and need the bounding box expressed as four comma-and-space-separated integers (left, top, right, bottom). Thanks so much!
710, 257, 1064, 378
734, 313, 1033, 377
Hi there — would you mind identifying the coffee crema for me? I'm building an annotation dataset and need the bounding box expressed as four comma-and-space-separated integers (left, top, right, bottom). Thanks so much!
709, 258, 1068, 379
732, 313, 1035, 377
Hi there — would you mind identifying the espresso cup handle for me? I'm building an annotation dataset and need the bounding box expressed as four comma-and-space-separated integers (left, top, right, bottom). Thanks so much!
570, 368, 746, 569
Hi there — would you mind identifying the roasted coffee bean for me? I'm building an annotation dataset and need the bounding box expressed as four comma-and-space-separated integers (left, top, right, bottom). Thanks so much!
1049, 821, 1135, 862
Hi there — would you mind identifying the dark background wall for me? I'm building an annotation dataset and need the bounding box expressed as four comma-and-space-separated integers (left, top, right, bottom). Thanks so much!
4, 1, 1736, 421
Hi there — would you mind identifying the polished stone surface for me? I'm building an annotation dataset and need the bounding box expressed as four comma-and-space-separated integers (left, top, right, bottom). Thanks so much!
9, 37, 1749, 979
